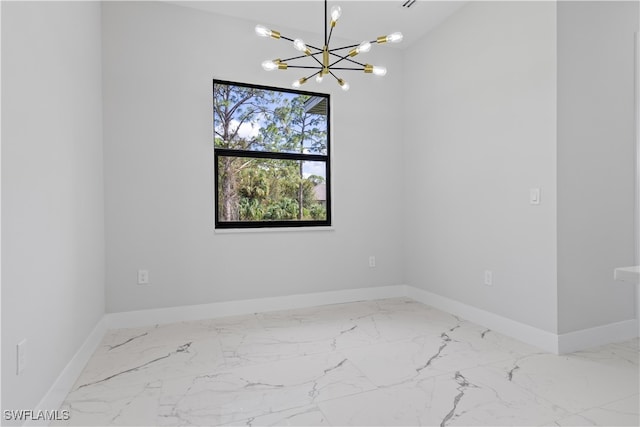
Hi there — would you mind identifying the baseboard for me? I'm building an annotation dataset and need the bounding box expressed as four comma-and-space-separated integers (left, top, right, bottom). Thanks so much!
404, 286, 560, 354
26, 317, 110, 426
557, 318, 639, 354
106, 285, 407, 330
405, 285, 639, 354
105, 284, 639, 353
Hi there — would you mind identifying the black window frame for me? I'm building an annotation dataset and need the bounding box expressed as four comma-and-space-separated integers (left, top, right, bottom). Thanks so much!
213, 79, 332, 229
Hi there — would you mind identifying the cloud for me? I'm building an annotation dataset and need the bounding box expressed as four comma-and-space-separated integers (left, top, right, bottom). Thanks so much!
230, 119, 260, 139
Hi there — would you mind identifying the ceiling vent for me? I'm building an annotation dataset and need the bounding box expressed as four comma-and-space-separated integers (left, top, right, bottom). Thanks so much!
402, 0, 417, 8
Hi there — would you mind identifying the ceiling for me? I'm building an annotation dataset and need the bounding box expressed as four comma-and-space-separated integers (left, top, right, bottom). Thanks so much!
166, 1, 467, 49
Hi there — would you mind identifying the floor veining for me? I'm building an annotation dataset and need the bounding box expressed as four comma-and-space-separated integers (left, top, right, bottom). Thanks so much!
54, 298, 639, 426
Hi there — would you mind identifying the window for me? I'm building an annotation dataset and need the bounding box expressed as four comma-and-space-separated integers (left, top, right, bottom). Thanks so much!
213, 79, 331, 229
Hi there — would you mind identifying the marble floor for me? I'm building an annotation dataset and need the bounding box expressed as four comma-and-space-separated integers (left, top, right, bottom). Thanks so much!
56, 298, 639, 426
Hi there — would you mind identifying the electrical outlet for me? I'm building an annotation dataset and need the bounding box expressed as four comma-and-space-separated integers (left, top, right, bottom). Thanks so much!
17, 339, 27, 375
137, 269, 149, 285
484, 270, 493, 286
369, 256, 376, 268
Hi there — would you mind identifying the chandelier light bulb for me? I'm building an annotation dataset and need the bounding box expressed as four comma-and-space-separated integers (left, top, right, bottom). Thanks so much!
372, 65, 387, 76
338, 79, 350, 91
330, 5, 342, 22
358, 41, 372, 53
386, 32, 404, 43
261, 60, 278, 71
292, 77, 308, 89
293, 39, 305, 51
293, 39, 311, 55
316, 74, 324, 83
255, 25, 271, 37
350, 40, 372, 57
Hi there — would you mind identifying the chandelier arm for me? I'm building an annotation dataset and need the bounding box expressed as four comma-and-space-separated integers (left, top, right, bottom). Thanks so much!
303, 43, 324, 52
281, 53, 323, 65
327, 67, 366, 71
283, 52, 325, 66
307, 70, 321, 80
340, 57, 367, 67
315, 57, 327, 68
286, 65, 324, 69
328, 44, 358, 52
327, 56, 348, 69
328, 40, 378, 52
328, 53, 367, 68
281, 54, 315, 62
328, 70, 342, 82
327, 26, 335, 47
277, 33, 323, 52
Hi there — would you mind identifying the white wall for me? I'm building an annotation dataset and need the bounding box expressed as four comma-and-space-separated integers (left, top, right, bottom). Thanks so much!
1, 0, 105, 417
102, 1, 405, 313
557, 1, 638, 334
403, 1, 559, 333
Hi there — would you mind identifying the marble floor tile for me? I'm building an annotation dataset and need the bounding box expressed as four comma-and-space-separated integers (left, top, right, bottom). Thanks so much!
155, 352, 375, 426
55, 381, 163, 426
352, 300, 467, 343
218, 317, 378, 369
218, 298, 462, 369
227, 405, 329, 426
57, 298, 639, 426
72, 321, 226, 388
553, 394, 640, 426
488, 345, 638, 414
343, 321, 541, 388
317, 368, 571, 426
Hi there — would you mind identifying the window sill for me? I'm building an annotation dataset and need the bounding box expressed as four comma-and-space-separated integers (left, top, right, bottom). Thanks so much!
214, 226, 335, 234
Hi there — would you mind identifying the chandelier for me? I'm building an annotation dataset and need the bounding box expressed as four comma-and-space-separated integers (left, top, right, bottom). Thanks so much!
255, 0, 403, 91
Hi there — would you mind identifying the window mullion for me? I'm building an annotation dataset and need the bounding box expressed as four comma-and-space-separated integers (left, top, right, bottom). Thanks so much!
214, 148, 327, 163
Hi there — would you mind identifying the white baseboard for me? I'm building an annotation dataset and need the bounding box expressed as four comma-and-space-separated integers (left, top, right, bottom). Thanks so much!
27, 317, 110, 426
405, 285, 640, 354
110, 284, 634, 355
557, 318, 639, 354
106, 285, 407, 330
405, 286, 560, 354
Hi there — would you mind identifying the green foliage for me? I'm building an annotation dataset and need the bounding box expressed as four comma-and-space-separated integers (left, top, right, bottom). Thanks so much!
219, 157, 325, 221
309, 203, 327, 220
239, 198, 265, 221
264, 197, 298, 221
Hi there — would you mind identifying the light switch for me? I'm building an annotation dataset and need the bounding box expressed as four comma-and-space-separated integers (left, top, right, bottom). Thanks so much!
530, 188, 540, 205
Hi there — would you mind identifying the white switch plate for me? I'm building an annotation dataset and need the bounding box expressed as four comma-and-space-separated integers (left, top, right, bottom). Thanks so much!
484, 270, 493, 286
17, 339, 27, 375
137, 269, 149, 285
530, 188, 541, 205
369, 256, 376, 268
